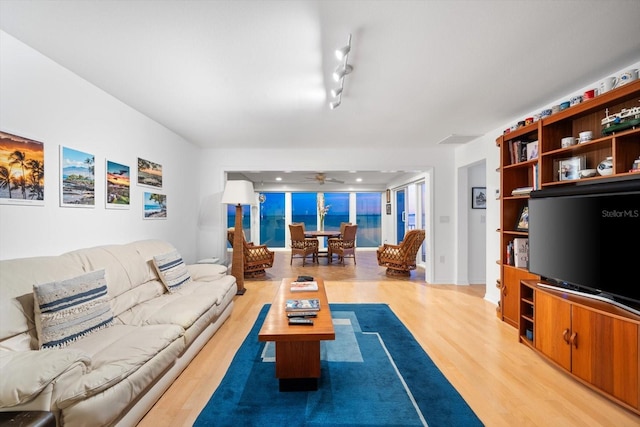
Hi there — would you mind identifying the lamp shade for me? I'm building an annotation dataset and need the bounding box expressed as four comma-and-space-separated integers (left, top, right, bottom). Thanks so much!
221, 180, 255, 205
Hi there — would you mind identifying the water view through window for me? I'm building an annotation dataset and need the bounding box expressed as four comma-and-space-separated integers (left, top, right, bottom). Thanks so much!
228, 191, 382, 248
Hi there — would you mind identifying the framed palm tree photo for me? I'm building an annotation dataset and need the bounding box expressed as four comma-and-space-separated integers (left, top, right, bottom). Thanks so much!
0, 130, 45, 206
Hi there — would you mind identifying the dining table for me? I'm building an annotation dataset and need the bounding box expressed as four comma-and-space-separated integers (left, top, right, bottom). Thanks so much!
304, 230, 341, 260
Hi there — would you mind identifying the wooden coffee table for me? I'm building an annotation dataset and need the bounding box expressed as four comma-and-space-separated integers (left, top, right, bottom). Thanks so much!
258, 277, 335, 391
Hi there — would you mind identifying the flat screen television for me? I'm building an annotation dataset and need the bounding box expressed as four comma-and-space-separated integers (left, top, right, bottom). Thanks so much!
528, 177, 640, 313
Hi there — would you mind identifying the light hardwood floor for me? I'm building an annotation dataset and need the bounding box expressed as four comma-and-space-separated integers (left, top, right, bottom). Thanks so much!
138, 250, 639, 426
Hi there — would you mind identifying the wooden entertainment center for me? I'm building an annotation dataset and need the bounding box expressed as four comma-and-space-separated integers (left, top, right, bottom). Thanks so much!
496, 80, 640, 414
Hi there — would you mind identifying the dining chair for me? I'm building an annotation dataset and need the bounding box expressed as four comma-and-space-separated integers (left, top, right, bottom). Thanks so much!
289, 223, 319, 266
328, 224, 358, 264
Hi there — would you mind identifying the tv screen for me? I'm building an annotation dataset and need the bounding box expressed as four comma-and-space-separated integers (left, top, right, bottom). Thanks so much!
528, 178, 640, 309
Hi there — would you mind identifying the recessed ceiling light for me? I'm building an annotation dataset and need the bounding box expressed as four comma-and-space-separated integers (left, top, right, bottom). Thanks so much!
356, 178, 362, 182
276, 177, 282, 181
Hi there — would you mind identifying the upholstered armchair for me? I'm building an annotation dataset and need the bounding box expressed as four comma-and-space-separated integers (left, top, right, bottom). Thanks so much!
227, 228, 275, 278
376, 229, 425, 276
289, 223, 319, 266
328, 224, 358, 264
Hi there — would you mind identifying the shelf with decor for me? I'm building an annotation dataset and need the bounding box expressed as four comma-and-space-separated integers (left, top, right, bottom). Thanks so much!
496, 120, 540, 328
539, 79, 640, 187
497, 79, 640, 330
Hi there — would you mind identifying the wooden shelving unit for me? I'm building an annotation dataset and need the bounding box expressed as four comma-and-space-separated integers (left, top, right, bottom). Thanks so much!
497, 80, 640, 415
496, 79, 640, 329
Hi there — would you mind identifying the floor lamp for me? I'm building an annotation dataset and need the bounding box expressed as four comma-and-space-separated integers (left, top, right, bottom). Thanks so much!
221, 180, 255, 295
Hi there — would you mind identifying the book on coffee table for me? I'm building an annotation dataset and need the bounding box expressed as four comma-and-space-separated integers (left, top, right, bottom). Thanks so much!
290, 281, 318, 292
285, 298, 321, 312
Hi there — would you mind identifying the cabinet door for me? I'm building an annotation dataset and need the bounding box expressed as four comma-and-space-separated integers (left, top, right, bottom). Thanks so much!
502, 267, 538, 328
534, 291, 571, 371
571, 305, 639, 408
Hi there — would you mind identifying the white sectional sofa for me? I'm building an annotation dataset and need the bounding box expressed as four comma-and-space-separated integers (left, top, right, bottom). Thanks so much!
0, 239, 236, 427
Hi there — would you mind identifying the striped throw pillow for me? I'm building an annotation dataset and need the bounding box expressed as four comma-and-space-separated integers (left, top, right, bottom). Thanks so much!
33, 269, 114, 349
153, 250, 192, 293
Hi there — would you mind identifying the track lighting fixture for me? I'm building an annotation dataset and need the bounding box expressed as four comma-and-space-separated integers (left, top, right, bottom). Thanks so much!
329, 33, 353, 110
335, 44, 351, 61
332, 64, 353, 82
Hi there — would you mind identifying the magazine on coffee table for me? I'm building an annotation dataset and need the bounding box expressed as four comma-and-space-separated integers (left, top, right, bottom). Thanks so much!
290, 281, 319, 292
285, 298, 321, 311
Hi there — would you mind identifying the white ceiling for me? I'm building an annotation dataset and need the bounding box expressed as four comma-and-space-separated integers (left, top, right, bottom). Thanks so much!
1, 0, 639, 187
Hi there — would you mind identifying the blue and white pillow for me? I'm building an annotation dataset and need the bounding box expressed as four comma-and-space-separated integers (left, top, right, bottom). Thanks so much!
153, 250, 192, 293
33, 269, 114, 349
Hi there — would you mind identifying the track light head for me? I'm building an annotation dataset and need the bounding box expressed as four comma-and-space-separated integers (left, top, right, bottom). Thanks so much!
332, 64, 353, 82
335, 45, 351, 60
330, 87, 343, 98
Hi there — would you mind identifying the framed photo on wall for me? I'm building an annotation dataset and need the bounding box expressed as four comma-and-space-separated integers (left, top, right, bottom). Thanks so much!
60, 146, 95, 207
106, 160, 130, 209
143, 191, 166, 219
471, 187, 486, 209
0, 131, 45, 205
137, 158, 162, 188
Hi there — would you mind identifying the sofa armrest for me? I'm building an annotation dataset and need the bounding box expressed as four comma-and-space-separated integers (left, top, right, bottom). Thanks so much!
0, 350, 91, 408
187, 263, 228, 282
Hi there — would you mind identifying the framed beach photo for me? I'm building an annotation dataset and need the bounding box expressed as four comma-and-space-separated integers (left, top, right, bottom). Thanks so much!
143, 191, 167, 219
60, 146, 95, 207
106, 160, 130, 209
515, 205, 529, 231
0, 130, 45, 205
471, 187, 486, 209
137, 158, 162, 188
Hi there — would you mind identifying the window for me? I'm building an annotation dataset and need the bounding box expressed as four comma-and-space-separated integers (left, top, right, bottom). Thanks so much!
226, 204, 250, 247
323, 192, 349, 231
356, 192, 381, 247
259, 192, 285, 247
291, 192, 317, 230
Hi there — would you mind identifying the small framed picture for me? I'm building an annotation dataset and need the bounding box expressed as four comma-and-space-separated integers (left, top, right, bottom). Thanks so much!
557, 155, 585, 181
386, 203, 391, 215
515, 205, 529, 231
471, 187, 486, 209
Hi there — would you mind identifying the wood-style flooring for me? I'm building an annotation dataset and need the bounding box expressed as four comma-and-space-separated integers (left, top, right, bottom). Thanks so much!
138, 250, 639, 426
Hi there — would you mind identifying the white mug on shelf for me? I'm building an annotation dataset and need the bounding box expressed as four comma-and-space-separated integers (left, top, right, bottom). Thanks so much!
578, 131, 593, 143
615, 69, 639, 87
599, 76, 617, 93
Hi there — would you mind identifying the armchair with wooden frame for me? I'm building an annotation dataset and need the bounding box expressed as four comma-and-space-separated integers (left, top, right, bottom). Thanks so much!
328, 223, 358, 265
376, 229, 425, 276
289, 223, 319, 266
227, 227, 275, 278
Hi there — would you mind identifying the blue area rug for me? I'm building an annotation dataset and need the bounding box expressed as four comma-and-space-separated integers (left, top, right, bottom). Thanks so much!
194, 304, 483, 427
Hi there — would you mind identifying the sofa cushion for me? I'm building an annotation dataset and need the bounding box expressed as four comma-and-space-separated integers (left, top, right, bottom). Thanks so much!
0, 349, 91, 407
152, 250, 192, 293
33, 270, 114, 349
57, 323, 184, 407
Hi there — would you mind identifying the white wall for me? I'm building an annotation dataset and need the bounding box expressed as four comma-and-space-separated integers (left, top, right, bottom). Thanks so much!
0, 31, 201, 262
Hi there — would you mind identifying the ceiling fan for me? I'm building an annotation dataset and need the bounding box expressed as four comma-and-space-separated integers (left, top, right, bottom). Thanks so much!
306, 173, 345, 185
